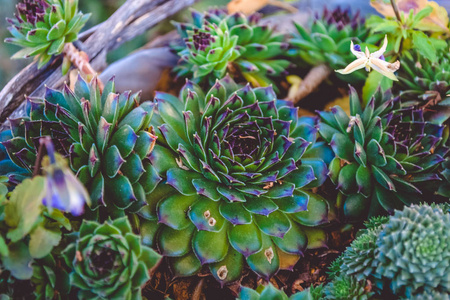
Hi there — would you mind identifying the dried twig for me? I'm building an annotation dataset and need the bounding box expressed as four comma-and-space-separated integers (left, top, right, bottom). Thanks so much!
286, 64, 332, 104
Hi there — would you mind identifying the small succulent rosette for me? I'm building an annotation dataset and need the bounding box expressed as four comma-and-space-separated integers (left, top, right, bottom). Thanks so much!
63, 217, 162, 299
139, 76, 334, 283
289, 6, 382, 82
398, 49, 450, 124
172, 9, 290, 88
5, 0, 90, 68
318, 86, 449, 219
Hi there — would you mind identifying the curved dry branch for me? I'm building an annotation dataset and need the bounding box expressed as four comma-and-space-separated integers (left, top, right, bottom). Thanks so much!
0, 0, 197, 125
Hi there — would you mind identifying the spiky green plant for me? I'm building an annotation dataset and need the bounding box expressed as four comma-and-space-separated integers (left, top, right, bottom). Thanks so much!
375, 204, 450, 297
5, 0, 90, 68
62, 217, 161, 299
2, 76, 157, 215
172, 9, 290, 88
398, 50, 450, 124
31, 254, 70, 300
319, 86, 449, 219
289, 7, 381, 82
339, 228, 379, 281
323, 275, 374, 300
139, 76, 333, 283
363, 215, 389, 231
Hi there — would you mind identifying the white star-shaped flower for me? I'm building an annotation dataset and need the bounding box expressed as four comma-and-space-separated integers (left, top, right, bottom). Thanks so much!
336, 35, 400, 81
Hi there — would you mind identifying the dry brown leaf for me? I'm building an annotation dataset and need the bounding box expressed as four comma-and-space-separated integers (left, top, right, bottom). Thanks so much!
371, 0, 449, 33
324, 95, 351, 115
227, 0, 297, 15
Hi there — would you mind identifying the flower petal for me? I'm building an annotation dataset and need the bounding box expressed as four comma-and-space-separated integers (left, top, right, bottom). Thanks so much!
371, 35, 388, 59
369, 57, 399, 81
336, 57, 367, 75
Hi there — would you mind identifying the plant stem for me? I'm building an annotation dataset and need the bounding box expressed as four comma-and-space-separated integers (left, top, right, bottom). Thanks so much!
32, 139, 45, 177
286, 64, 332, 104
390, 0, 402, 22
63, 42, 104, 91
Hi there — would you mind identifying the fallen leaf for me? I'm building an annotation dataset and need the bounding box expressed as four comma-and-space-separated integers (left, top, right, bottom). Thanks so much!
370, 0, 449, 33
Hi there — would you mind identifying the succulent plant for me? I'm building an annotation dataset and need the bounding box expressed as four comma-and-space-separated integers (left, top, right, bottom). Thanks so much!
62, 217, 161, 299
289, 7, 381, 82
398, 50, 450, 124
31, 254, 70, 300
327, 255, 343, 280
139, 76, 333, 283
3, 76, 157, 214
0, 131, 27, 180
339, 228, 379, 281
319, 87, 449, 219
238, 284, 290, 300
363, 215, 389, 231
323, 275, 374, 300
238, 283, 324, 300
5, 0, 90, 68
172, 9, 290, 88
435, 157, 450, 200
375, 204, 450, 297
407, 291, 450, 300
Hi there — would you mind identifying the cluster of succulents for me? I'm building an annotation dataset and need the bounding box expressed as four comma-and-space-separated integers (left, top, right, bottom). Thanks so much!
289, 7, 381, 82
0, 0, 450, 299
329, 204, 450, 299
3, 76, 157, 215
319, 87, 449, 219
172, 9, 290, 88
5, 0, 90, 68
139, 76, 333, 282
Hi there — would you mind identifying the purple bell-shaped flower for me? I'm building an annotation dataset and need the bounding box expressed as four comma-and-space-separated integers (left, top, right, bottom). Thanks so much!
41, 137, 90, 216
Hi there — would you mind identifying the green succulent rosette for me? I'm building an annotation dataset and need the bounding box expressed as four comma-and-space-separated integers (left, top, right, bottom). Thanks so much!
375, 205, 450, 297
172, 9, 290, 88
238, 283, 324, 300
2, 76, 157, 214
319, 86, 449, 219
398, 50, 450, 124
323, 275, 374, 300
289, 7, 381, 82
5, 0, 90, 68
140, 76, 333, 283
31, 254, 70, 300
407, 291, 450, 300
62, 217, 161, 299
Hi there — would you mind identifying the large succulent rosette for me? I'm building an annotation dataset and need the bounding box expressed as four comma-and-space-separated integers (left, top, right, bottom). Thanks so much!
172, 9, 290, 88
140, 77, 333, 283
3, 76, 157, 214
319, 87, 449, 219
